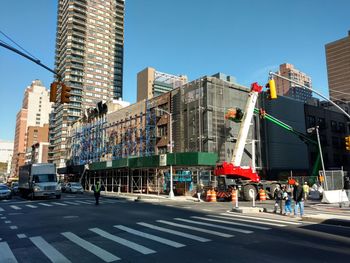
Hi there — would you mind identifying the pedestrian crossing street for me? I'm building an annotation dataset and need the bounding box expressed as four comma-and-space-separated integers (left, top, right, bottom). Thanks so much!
0, 199, 126, 212
0, 212, 303, 263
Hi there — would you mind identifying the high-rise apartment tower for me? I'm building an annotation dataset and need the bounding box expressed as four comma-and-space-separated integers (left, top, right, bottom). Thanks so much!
274, 63, 312, 103
50, 0, 125, 167
326, 31, 350, 102
11, 80, 52, 177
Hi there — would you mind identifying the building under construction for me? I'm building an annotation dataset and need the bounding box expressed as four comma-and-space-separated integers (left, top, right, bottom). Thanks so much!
65, 73, 264, 196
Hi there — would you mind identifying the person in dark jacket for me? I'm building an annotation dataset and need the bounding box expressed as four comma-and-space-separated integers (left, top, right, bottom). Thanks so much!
273, 187, 284, 214
293, 181, 304, 217
92, 181, 102, 205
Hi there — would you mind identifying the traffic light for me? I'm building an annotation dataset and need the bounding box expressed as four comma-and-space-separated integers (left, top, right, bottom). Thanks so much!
345, 136, 350, 151
50, 82, 58, 102
266, 79, 277, 100
60, 83, 71, 104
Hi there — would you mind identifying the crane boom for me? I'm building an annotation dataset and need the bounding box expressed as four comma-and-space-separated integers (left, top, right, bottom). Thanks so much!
232, 83, 262, 165
214, 83, 262, 182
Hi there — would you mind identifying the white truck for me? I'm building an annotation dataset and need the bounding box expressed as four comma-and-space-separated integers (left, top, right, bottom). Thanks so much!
19, 163, 61, 199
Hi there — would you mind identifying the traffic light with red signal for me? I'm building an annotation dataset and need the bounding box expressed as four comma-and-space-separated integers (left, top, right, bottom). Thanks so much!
345, 136, 350, 151
50, 82, 58, 102
266, 79, 277, 100
60, 83, 71, 104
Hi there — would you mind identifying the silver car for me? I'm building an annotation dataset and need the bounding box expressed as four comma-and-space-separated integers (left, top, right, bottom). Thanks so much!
0, 184, 12, 200
66, 182, 84, 194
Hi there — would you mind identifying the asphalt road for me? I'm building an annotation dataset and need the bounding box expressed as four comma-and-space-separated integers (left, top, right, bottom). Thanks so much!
0, 194, 349, 263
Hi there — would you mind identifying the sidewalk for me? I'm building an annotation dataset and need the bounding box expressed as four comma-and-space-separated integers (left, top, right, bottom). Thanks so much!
100, 191, 199, 203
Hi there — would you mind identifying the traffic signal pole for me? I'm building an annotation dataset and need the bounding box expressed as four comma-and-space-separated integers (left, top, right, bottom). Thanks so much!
0, 41, 59, 78
0, 41, 73, 103
270, 72, 350, 120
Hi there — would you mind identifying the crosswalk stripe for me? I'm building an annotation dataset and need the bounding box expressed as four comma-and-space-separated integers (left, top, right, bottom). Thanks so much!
191, 216, 270, 230
221, 213, 302, 225
174, 218, 252, 234
0, 242, 18, 263
0, 207, 4, 212
10, 205, 21, 210
74, 200, 92, 205
63, 201, 80, 205
61, 232, 120, 262
26, 205, 38, 208
38, 203, 53, 207
208, 215, 286, 227
89, 228, 156, 255
157, 220, 233, 238
137, 222, 210, 242
30, 236, 71, 263
114, 225, 185, 248
51, 202, 68, 206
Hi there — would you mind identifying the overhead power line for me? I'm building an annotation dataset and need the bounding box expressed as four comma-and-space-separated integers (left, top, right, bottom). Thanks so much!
0, 29, 39, 61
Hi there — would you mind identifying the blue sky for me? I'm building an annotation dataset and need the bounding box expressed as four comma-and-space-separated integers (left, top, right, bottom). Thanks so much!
0, 0, 349, 141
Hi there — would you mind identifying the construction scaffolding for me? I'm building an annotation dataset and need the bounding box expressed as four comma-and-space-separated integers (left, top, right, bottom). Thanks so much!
69, 100, 157, 165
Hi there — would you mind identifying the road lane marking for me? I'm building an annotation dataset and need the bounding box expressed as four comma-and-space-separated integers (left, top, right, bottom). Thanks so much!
30, 236, 71, 263
89, 228, 156, 255
10, 226, 18, 230
26, 205, 38, 208
1, 216, 6, 219
38, 203, 53, 207
61, 232, 120, 262
174, 218, 252, 234
201, 209, 213, 212
74, 200, 92, 204
10, 205, 21, 210
221, 212, 302, 225
137, 222, 210, 242
5, 220, 11, 224
17, 234, 27, 239
114, 225, 185, 248
0, 241, 18, 263
63, 201, 80, 205
157, 220, 233, 238
51, 202, 67, 206
0, 207, 4, 212
191, 216, 270, 230
210, 215, 286, 227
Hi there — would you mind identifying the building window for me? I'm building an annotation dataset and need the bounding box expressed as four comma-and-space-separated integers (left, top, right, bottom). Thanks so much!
330, 120, 338, 132
158, 147, 167, 154
338, 122, 346, 133
306, 115, 315, 128
317, 117, 326, 129
158, 125, 168, 137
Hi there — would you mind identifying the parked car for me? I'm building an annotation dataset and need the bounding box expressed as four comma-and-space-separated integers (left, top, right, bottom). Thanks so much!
11, 182, 19, 195
0, 184, 12, 200
65, 182, 84, 194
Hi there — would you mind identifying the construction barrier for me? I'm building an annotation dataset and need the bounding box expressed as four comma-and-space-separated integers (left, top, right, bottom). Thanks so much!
231, 189, 237, 202
206, 190, 217, 202
321, 190, 349, 204
259, 189, 266, 201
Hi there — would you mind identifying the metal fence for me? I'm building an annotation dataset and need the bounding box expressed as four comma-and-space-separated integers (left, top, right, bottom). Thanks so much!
319, 170, 346, 191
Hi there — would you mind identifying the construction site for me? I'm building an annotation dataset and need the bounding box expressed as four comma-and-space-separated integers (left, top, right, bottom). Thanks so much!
62, 72, 348, 199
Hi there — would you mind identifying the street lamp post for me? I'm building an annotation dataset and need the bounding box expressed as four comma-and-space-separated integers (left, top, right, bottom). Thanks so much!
307, 126, 327, 190
156, 108, 174, 199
